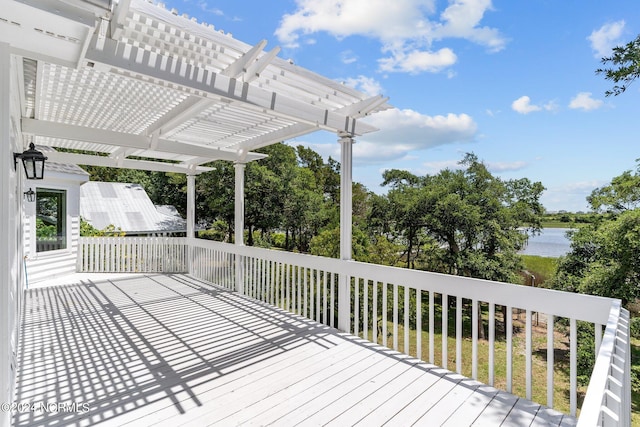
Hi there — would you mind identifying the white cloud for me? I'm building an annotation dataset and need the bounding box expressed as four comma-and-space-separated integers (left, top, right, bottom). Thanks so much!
362, 108, 478, 149
299, 141, 415, 165
299, 108, 478, 165
510, 96, 557, 114
512, 96, 541, 114
340, 50, 358, 64
379, 47, 457, 74
588, 21, 625, 58
569, 92, 604, 111
343, 75, 383, 96
434, 0, 506, 53
485, 160, 527, 172
275, 0, 506, 74
543, 100, 559, 112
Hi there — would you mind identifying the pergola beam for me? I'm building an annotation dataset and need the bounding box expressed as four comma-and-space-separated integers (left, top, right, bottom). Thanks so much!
143, 96, 215, 137
110, 0, 131, 40
236, 122, 317, 152
245, 47, 280, 83
22, 118, 266, 163
44, 151, 213, 174
339, 95, 390, 119
233, 98, 384, 153
220, 40, 267, 80
84, 35, 376, 137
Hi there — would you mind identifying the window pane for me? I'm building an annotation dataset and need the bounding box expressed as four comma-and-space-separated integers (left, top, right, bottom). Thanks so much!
36, 189, 66, 252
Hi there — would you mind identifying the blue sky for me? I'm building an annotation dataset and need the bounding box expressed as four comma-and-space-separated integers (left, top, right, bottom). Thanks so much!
161, 0, 639, 212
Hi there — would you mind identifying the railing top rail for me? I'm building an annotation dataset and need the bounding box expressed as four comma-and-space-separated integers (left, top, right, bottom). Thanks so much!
79, 236, 189, 242
577, 301, 628, 426
191, 238, 617, 325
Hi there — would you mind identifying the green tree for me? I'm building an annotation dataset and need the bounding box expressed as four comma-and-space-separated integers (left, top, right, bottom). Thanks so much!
587, 162, 640, 213
596, 34, 640, 96
194, 161, 235, 241
550, 164, 640, 304
380, 153, 544, 280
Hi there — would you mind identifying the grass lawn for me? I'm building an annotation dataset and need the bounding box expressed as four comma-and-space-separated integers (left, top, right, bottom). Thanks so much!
521, 255, 559, 286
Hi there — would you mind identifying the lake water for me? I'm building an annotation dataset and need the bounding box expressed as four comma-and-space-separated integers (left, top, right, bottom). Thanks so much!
519, 228, 572, 258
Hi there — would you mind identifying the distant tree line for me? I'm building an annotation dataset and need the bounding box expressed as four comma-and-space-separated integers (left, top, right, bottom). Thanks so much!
81, 146, 546, 284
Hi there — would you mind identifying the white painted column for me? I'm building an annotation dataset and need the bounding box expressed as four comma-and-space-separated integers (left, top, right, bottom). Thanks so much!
0, 41, 15, 427
186, 174, 195, 275
234, 162, 245, 294
186, 174, 195, 239
337, 134, 354, 332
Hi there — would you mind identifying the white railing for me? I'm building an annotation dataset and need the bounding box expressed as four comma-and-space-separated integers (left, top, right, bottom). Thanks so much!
578, 302, 631, 427
77, 237, 632, 425
77, 237, 188, 273
189, 239, 631, 425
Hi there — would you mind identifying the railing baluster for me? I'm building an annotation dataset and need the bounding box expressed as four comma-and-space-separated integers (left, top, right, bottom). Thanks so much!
570, 317, 577, 416
297, 266, 302, 316
303, 267, 308, 318
97, 237, 103, 272
404, 286, 409, 354
269, 260, 274, 305
254, 258, 259, 300
526, 309, 532, 400
330, 272, 335, 328
382, 282, 388, 348
315, 269, 322, 323
393, 283, 398, 351
456, 296, 462, 374
373, 281, 378, 344
442, 293, 448, 370
287, 263, 292, 312
322, 271, 327, 325
547, 314, 554, 408
311, 269, 316, 320
363, 278, 368, 341
472, 299, 478, 380
416, 289, 421, 361
429, 291, 434, 364
354, 277, 360, 336
507, 305, 513, 393
489, 303, 495, 386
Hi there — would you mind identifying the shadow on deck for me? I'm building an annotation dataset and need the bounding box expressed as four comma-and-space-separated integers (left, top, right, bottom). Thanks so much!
13, 274, 575, 426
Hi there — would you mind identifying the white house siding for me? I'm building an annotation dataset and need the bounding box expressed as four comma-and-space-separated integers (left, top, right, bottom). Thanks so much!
1, 46, 25, 427
23, 171, 87, 284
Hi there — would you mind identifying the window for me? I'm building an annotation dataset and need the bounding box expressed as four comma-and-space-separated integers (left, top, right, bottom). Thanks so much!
36, 189, 66, 252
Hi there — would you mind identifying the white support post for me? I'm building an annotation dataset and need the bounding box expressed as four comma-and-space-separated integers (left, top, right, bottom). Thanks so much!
0, 41, 14, 427
337, 134, 354, 332
186, 174, 195, 274
234, 162, 245, 294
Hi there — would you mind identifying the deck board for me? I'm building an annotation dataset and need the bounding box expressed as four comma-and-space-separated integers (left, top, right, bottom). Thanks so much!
13, 274, 577, 426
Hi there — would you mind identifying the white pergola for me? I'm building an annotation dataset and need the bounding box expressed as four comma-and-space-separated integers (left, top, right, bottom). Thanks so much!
4, 0, 390, 248
0, 0, 390, 421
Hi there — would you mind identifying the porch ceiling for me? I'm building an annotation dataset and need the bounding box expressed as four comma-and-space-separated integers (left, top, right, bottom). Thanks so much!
4, 0, 391, 174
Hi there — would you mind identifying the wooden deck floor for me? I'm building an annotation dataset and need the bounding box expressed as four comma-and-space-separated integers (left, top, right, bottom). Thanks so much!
14, 274, 576, 426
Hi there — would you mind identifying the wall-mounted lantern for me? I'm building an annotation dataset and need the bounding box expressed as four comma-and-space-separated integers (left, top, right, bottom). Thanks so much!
14, 143, 47, 180
23, 188, 36, 202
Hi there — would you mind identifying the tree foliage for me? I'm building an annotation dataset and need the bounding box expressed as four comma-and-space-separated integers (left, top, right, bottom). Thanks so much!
596, 34, 640, 96
550, 162, 640, 304
377, 153, 544, 282
80, 147, 545, 286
